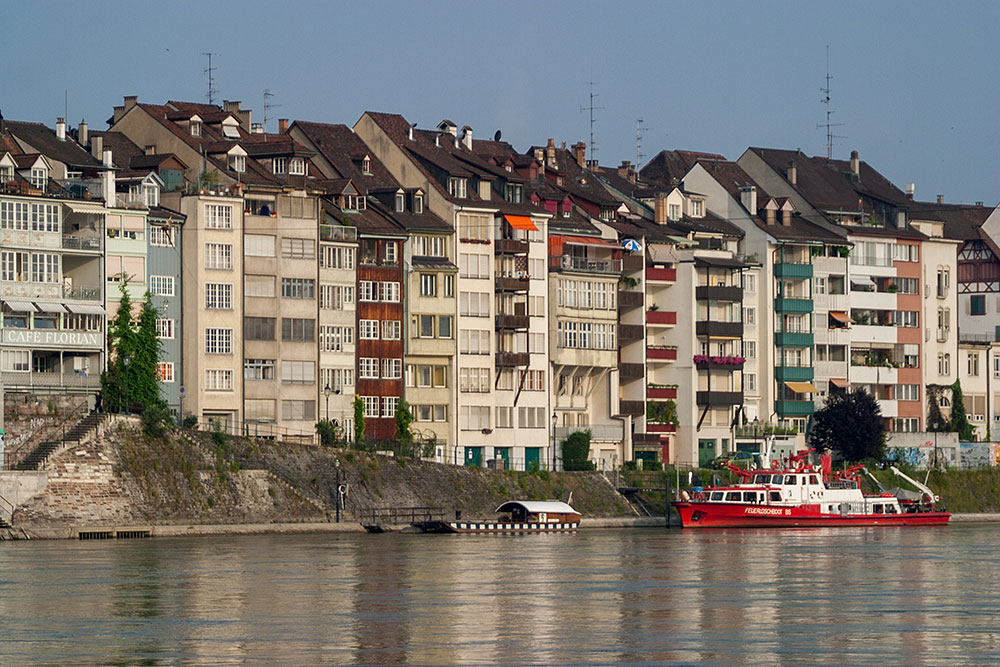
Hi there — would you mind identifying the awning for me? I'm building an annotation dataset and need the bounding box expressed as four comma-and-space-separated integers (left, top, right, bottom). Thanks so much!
829, 310, 853, 324
62, 201, 105, 214
648, 243, 676, 264
850, 275, 875, 287
561, 234, 618, 247
829, 378, 850, 388
695, 256, 746, 269
504, 214, 537, 232
785, 381, 818, 393
66, 303, 106, 315
669, 235, 696, 245
34, 302, 67, 313
3, 300, 37, 312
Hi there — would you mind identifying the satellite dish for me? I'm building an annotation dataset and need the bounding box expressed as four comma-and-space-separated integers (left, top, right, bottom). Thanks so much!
494, 130, 502, 141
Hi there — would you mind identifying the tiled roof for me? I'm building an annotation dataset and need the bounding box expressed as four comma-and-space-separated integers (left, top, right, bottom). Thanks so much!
640, 149, 726, 187
3, 120, 104, 168
907, 201, 993, 241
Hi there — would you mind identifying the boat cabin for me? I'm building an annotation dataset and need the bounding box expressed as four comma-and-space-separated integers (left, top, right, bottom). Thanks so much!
496, 501, 581, 524
699, 471, 903, 516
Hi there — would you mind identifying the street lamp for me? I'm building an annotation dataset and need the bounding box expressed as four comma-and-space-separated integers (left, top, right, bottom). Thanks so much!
324, 383, 332, 422
552, 412, 558, 471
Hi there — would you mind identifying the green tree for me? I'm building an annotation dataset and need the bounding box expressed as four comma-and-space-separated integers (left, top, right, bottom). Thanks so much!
395, 399, 414, 449
353, 395, 365, 444
926, 385, 948, 432
949, 379, 975, 441
809, 389, 886, 462
101, 280, 138, 412
561, 429, 594, 471
132, 291, 165, 411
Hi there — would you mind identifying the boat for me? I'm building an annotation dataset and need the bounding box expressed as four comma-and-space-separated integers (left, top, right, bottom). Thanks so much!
672, 448, 950, 528
415, 500, 581, 533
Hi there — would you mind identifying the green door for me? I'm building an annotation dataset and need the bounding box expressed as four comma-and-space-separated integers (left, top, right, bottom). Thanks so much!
465, 447, 483, 467
495, 447, 510, 469
525, 447, 541, 471
698, 439, 717, 468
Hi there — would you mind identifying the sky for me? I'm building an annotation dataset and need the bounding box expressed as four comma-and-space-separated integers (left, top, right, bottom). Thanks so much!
4, 1, 999, 205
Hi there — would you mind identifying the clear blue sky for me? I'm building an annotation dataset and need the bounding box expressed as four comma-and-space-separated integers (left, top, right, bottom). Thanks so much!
4, 1, 998, 204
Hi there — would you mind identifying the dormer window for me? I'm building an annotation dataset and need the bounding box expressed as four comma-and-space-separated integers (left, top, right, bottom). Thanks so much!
505, 164, 512, 172
395, 192, 405, 212
144, 184, 159, 207
222, 124, 240, 139
414, 193, 424, 214
231, 155, 246, 173
668, 203, 681, 221
0, 166, 12, 183
361, 157, 371, 174
557, 176, 565, 187
30, 168, 47, 188
273, 157, 287, 175
358, 196, 366, 211
190, 121, 201, 137
691, 200, 704, 217
479, 181, 491, 200
504, 183, 523, 204
343, 194, 357, 211
383, 241, 398, 264
448, 177, 467, 198
289, 158, 305, 176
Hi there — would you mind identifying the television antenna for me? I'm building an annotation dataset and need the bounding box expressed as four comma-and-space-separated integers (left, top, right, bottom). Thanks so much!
263, 89, 282, 133
817, 45, 845, 160
636, 118, 650, 169
203, 52, 219, 105
580, 78, 603, 166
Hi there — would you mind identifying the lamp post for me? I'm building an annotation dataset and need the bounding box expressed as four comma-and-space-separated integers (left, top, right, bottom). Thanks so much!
324, 384, 332, 422
551, 412, 558, 471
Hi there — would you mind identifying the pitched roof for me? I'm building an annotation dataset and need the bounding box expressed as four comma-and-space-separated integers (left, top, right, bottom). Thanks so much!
3, 120, 104, 168
640, 149, 726, 188
905, 201, 992, 241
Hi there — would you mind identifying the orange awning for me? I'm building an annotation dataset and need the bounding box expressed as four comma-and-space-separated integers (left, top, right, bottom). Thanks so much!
561, 234, 618, 247
829, 311, 853, 324
785, 381, 818, 394
504, 215, 537, 231
829, 378, 850, 388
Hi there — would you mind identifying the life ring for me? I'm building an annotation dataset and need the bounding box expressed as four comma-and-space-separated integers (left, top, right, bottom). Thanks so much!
680, 489, 691, 501
771, 461, 780, 469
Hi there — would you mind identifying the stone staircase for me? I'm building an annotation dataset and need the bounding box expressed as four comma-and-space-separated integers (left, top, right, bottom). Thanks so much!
14, 412, 107, 471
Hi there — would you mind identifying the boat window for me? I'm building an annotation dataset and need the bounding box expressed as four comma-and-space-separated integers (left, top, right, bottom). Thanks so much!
886, 504, 898, 514
873, 504, 884, 514
801, 476, 807, 485
783, 475, 795, 485
770, 492, 781, 502
753, 475, 767, 484
809, 475, 819, 485
725, 492, 741, 502
743, 492, 759, 503
710, 492, 724, 501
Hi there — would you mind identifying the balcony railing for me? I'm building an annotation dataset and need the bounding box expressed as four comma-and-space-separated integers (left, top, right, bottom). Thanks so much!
774, 365, 814, 382
775, 400, 815, 417
646, 386, 678, 400
774, 262, 814, 279
774, 298, 813, 313
319, 225, 358, 242
495, 314, 530, 330
622, 254, 643, 272
646, 422, 676, 433
633, 433, 662, 447
646, 267, 677, 283
1, 371, 100, 389
695, 320, 742, 338
695, 285, 743, 302
495, 276, 530, 292
553, 255, 622, 274
694, 355, 746, 371
64, 285, 102, 301
62, 235, 102, 250
696, 390, 743, 407
647, 346, 678, 361
620, 362, 644, 379
496, 238, 529, 254
646, 310, 677, 326
555, 424, 623, 441
618, 290, 644, 309
619, 324, 644, 341
619, 400, 644, 416
496, 351, 530, 367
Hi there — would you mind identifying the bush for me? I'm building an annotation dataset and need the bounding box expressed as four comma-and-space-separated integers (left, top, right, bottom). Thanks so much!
141, 401, 171, 438
182, 415, 199, 429
561, 430, 593, 470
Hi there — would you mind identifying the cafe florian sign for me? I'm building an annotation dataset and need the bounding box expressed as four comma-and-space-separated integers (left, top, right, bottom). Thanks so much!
2, 329, 101, 348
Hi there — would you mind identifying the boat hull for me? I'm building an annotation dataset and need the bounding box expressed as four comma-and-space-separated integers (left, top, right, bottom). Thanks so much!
416, 520, 579, 533
673, 502, 950, 528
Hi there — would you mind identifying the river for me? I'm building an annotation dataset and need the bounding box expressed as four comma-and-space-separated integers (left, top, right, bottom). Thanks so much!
1, 525, 998, 665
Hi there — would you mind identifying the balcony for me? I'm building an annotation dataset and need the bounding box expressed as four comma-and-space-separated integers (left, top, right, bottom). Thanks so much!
647, 386, 678, 400
319, 224, 358, 242
646, 267, 676, 283
774, 298, 813, 314
618, 289, 644, 309
496, 352, 530, 367
620, 362, 644, 379
646, 310, 677, 326
774, 262, 813, 279
633, 433, 662, 447
619, 400, 644, 417
553, 255, 623, 274
775, 400, 815, 417
695, 320, 742, 338
696, 391, 743, 407
495, 276, 530, 292
696, 285, 742, 302
774, 365, 814, 383
850, 365, 898, 385
62, 235, 102, 251
647, 346, 678, 361
774, 332, 813, 348
622, 254, 644, 272
851, 324, 897, 345
619, 324, 644, 341
646, 422, 676, 433
694, 355, 745, 371
495, 314, 530, 329
496, 238, 528, 255
1, 370, 100, 389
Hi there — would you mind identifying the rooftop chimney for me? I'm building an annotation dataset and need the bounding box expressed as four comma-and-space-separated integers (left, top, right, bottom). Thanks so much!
408, 124, 414, 141
850, 150, 860, 178
461, 126, 473, 150
654, 193, 667, 224
278, 118, 289, 133
572, 141, 586, 169
123, 95, 138, 111
937, 194, 944, 204
546, 138, 557, 169
55, 117, 66, 141
251, 123, 264, 134
905, 183, 915, 199
787, 160, 797, 185
740, 185, 757, 215
534, 147, 544, 176
103, 149, 112, 167
78, 120, 88, 147
91, 135, 103, 161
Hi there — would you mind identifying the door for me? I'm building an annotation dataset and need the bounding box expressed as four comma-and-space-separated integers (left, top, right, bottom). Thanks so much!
525, 447, 541, 471
495, 447, 510, 470
698, 439, 717, 468
465, 447, 482, 467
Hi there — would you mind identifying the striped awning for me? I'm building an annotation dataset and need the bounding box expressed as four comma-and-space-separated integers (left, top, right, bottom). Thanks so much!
504, 214, 537, 232
66, 303, 106, 315
3, 300, 37, 312
829, 310, 853, 324
785, 381, 818, 393
34, 302, 68, 313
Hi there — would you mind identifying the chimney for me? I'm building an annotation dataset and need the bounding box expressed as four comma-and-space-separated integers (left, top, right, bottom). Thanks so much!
534, 147, 545, 176
278, 118, 289, 133
937, 194, 944, 204
408, 124, 414, 141
101, 149, 115, 206
78, 120, 88, 147
905, 183, 915, 199
654, 193, 667, 224
618, 160, 631, 179
223, 100, 241, 114
461, 126, 473, 150
251, 123, 264, 134
572, 141, 586, 168
91, 135, 103, 161
123, 95, 138, 111
787, 160, 796, 185
740, 186, 757, 215
976, 201, 984, 207
103, 149, 112, 167
850, 150, 860, 178
112, 105, 125, 124
55, 117, 66, 141
546, 138, 557, 169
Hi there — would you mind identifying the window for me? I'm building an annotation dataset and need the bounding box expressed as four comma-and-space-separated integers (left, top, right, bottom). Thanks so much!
518, 407, 547, 428
281, 318, 315, 342
743, 340, 757, 359
205, 369, 234, 391
361, 157, 371, 174
282, 400, 316, 421
459, 253, 490, 278
382, 396, 399, 418
150, 226, 174, 247
968, 352, 980, 377
231, 154, 246, 173
745, 274, 756, 293
971, 295, 986, 316
281, 278, 315, 299
383, 242, 398, 264
149, 275, 175, 296
205, 243, 233, 270
745, 373, 757, 393
272, 157, 287, 175
359, 281, 376, 302
460, 367, 491, 393
205, 204, 233, 230
205, 283, 233, 309
359, 320, 380, 339
380, 281, 400, 302
448, 177, 468, 198
690, 200, 704, 217
245, 275, 276, 298
460, 292, 491, 317
420, 273, 436, 297
359, 358, 379, 379
359, 396, 379, 418
190, 121, 201, 137
413, 235, 445, 257
459, 329, 490, 354
744, 307, 756, 325
814, 277, 826, 295
1, 349, 30, 371
205, 328, 233, 354
395, 192, 405, 212
320, 325, 354, 352
381, 320, 401, 340
244, 358, 276, 381
320, 245, 356, 269
896, 385, 920, 401
893, 418, 920, 433
438, 315, 452, 339
668, 203, 680, 221
282, 238, 315, 259
419, 315, 435, 338
155, 318, 175, 339
519, 369, 545, 391
281, 360, 315, 385
937, 268, 950, 297
414, 193, 423, 214
381, 358, 402, 379
460, 405, 490, 430
30, 168, 47, 188
938, 353, 951, 376
156, 362, 174, 383
244, 317, 276, 341
245, 234, 276, 257
245, 399, 276, 422
457, 212, 490, 241
323, 367, 354, 392
496, 406, 513, 428
289, 158, 305, 176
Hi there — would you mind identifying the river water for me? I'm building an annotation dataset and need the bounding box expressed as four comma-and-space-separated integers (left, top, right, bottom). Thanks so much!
1, 524, 998, 665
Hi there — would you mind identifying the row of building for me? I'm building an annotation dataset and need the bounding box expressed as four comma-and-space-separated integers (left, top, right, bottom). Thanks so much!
2, 96, 999, 469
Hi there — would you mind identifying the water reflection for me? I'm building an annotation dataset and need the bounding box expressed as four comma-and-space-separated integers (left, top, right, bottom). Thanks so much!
1, 526, 999, 664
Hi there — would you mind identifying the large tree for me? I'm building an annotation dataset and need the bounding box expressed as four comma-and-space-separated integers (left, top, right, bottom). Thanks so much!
131, 291, 165, 410
101, 282, 137, 412
809, 389, 886, 462
949, 379, 975, 441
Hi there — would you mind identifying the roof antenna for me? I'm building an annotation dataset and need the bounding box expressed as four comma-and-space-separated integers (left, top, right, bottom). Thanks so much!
817, 45, 845, 160
203, 52, 219, 105
636, 118, 650, 169
263, 89, 281, 133
580, 76, 603, 167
